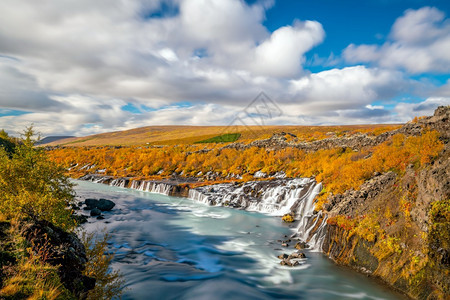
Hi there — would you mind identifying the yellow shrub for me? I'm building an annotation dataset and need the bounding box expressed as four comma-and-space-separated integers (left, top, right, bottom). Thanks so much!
282, 214, 295, 223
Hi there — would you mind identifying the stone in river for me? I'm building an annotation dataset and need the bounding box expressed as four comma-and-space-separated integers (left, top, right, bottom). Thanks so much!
90, 208, 101, 217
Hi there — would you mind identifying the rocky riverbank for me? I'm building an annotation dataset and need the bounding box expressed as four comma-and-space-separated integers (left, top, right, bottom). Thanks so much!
309, 106, 450, 299
0, 218, 96, 299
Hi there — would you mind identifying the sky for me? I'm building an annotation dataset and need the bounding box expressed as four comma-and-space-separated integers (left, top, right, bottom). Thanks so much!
0, 0, 449, 137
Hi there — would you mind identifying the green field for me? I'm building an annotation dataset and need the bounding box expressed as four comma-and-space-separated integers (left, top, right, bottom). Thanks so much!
195, 133, 241, 144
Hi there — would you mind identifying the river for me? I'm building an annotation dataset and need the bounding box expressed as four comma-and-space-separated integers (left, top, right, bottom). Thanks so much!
75, 180, 406, 300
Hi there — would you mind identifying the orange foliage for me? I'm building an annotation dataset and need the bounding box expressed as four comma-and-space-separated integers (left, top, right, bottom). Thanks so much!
48, 130, 443, 208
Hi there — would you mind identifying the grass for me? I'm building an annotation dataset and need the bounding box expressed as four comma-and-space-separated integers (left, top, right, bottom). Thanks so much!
62, 137, 94, 145
42, 124, 401, 147
195, 133, 241, 144
0, 219, 74, 300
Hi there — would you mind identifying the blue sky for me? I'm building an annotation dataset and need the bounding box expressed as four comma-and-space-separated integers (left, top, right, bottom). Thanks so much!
264, 0, 450, 72
0, 0, 449, 136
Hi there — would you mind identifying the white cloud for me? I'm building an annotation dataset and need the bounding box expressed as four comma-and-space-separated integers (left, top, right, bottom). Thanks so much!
0, 1, 447, 136
344, 7, 450, 73
0, 0, 324, 107
391, 97, 450, 124
288, 66, 407, 113
251, 21, 325, 77
366, 104, 384, 110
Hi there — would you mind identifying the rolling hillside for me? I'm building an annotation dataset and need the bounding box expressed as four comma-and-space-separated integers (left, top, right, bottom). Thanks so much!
45, 124, 401, 146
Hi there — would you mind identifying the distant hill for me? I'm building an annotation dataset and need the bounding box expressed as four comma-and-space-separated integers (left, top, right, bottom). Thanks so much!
37, 136, 75, 145
45, 124, 401, 147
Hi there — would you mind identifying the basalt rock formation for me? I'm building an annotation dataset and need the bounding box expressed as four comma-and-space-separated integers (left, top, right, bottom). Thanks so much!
314, 106, 450, 299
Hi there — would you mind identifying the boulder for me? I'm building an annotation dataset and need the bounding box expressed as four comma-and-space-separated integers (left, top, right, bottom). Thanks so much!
90, 208, 101, 217
84, 198, 99, 209
280, 258, 301, 267
84, 198, 115, 211
97, 199, 115, 211
277, 253, 289, 259
295, 241, 308, 250
289, 251, 306, 259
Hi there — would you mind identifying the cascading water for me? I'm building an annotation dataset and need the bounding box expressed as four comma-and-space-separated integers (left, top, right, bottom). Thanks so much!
80, 175, 174, 196
79, 174, 328, 250
126, 179, 173, 196
110, 178, 127, 188
188, 189, 209, 204
188, 178, 327, 250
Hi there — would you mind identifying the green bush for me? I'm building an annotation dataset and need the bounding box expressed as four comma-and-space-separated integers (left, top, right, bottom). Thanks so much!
0, 127, 76, 230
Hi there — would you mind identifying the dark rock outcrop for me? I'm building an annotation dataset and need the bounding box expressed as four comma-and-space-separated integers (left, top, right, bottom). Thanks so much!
324, 171, 397, 217
277, 251, 306, 267
84, 198, 115, 211
315, 106, 450, 299
90, 208, 102, 217
22, 220, 95, 299
97, 199, 115, 211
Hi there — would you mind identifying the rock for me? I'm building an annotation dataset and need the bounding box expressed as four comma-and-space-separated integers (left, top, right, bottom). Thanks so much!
96, 215, 105, 220
85, 198, 115, 211
278, 253, 289, 259
295, 241, 308, 250
281, 243, 289, 247
90, 208, 101, 216
96, 199, 115, 211
289, 251, 306, 259
22, 220, 95, 298
280, 258, 301, 267
84, 198, 99, 209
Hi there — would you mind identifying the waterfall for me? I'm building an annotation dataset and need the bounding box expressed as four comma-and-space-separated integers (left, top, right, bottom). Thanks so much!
110, 178, 127, 188
307, 214, 328, 252
81, 176, 172, 196
149, 183, 172, 195
188, 189, 210, 204
79, 174, 328, 250
187, 178, 317, 216
188, 178, 327, 250
125, 180, 172, 196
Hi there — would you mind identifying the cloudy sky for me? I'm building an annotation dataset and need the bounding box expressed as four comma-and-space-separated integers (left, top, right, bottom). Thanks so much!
0, 0, 449, 136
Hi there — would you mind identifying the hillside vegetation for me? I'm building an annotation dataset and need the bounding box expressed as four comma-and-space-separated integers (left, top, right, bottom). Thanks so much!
45, 124, 400, 146
48, 124, 442, 210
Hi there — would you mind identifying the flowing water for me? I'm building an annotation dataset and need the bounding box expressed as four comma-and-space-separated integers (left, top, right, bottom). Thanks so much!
75, 180, 405, 300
